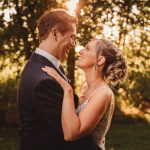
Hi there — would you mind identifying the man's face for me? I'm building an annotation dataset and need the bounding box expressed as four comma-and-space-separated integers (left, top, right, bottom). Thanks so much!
57, 23, 77, 61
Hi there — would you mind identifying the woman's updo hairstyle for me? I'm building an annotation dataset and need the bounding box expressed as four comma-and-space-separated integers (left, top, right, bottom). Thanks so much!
95, 39, 127, 87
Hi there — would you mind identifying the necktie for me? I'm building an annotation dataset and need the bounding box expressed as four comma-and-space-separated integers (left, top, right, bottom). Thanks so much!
59, 65, 70, 83
59, 65, 65, 75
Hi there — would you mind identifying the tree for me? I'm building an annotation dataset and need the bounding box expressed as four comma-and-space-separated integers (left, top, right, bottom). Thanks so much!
0, 0, 149, 126
75, 0, 150, 110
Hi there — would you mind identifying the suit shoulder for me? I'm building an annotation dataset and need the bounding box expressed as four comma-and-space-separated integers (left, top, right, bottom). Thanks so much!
19, 60, 55, 88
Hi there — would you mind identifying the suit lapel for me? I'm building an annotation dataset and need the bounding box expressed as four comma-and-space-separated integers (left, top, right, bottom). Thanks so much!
30, 52, 79, 107
30, 52, 67, 81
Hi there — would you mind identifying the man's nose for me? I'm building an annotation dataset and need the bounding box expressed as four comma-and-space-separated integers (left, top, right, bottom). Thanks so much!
79, 49, 84, 55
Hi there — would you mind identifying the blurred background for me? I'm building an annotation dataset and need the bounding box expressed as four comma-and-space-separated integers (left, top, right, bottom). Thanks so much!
0, 0, 150, 150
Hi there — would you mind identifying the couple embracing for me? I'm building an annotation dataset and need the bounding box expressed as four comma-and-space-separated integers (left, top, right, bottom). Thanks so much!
18, 8, 127, 150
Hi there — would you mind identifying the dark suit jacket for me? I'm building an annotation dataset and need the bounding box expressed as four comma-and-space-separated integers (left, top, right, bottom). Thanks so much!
18, 52, 100, 150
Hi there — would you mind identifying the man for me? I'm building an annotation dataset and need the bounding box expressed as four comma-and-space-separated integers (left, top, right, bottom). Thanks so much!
18, 9, 100, 150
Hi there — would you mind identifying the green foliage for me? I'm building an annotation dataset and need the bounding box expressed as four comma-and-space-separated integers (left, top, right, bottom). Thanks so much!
0, 128, 18, 150
0, 0, 150, 126
127, 72, 150, 108
1, 121, 150, 150
75, 0, 150, 109
106, 122, 150, 150
0, 0, 60, 60
0, 79, 18, 127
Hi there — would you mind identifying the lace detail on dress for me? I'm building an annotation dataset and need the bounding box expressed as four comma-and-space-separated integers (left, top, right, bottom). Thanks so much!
76, 89, 114, 150
76, 99, 89, 114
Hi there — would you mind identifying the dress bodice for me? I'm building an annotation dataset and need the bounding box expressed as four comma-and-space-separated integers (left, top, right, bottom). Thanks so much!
76, 87, 114, 150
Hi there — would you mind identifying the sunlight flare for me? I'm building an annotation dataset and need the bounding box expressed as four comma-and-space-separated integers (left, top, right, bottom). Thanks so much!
66, 0, 79, 15
75, 45, 84, 52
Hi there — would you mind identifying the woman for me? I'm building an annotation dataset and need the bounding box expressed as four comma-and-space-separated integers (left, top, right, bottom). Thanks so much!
42, 38, 127, 150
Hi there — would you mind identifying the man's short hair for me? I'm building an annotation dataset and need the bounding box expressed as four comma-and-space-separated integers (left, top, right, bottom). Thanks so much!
37, 9, 78, 41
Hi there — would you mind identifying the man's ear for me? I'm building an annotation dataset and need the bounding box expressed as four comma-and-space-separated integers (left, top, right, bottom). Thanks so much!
51, 28, 57, 41
97, 56, 105, 66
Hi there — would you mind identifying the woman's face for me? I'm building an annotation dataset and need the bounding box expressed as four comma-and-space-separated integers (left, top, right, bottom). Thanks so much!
76, 39, 99, 69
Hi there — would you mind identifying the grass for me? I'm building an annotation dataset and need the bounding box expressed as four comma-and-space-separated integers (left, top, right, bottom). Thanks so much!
106, 122, 150, 150
0, 127, 18, 150
0, 121, 150, 150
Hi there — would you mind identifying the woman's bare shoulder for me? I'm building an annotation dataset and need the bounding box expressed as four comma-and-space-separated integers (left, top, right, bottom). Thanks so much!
90, 85, 113, 103
97, 85, 113, 96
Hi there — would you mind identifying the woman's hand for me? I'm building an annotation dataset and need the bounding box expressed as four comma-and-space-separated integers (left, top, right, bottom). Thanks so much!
42, 66, 72, 91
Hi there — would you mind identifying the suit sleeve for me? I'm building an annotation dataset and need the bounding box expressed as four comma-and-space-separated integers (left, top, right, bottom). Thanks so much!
32, 79, 64, 137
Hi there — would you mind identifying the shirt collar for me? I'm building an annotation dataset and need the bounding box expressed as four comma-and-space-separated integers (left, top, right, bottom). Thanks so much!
35, 47, 60, 69
35, 47, 69, 81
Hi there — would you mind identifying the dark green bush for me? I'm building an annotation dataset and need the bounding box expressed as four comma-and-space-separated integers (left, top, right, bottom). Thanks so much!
0, 79, 18, 127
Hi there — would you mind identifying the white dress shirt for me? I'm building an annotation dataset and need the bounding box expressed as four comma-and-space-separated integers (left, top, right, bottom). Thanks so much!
35, 47, 68, 81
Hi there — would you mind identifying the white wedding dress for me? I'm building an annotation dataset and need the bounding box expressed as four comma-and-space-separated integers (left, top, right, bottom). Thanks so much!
76, 87, 114, 150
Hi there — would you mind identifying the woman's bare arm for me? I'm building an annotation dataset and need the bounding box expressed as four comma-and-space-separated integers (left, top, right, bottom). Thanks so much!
42, 66, 111, 141
62, 87, 111, 141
